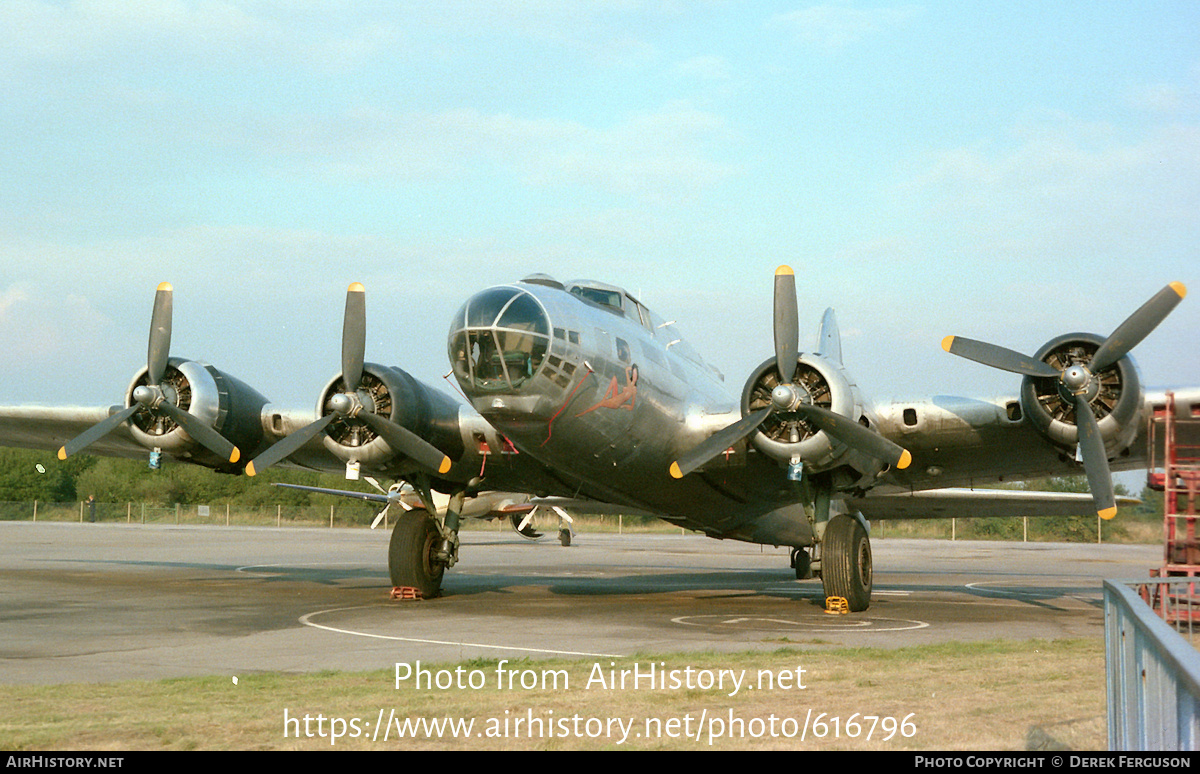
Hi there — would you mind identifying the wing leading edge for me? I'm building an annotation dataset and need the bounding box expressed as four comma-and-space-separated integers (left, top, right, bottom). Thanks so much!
848, 488, 1141, 520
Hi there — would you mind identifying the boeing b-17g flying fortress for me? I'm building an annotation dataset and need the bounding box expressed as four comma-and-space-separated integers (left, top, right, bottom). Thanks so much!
0, 268, 1192, 611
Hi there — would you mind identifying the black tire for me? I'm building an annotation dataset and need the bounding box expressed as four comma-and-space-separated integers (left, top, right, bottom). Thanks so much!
821, 514, 872, 612
792, 548, 812, 580
559, 529, 571, 547
388, 513, 445, 598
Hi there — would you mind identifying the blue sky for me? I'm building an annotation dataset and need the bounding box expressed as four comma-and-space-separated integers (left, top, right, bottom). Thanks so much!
0, 1, 1196, 413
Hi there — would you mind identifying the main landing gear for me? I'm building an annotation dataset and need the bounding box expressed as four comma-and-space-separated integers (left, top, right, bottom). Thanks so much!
388, 512, 448, 598
388, 481, 462, 599
819, 513, 873, 612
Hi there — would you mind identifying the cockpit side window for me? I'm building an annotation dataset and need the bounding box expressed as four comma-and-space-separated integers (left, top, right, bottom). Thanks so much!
570, 285, 623, 312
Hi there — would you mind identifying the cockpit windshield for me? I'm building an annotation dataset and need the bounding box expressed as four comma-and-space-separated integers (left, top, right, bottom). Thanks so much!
449, 287, 551, 393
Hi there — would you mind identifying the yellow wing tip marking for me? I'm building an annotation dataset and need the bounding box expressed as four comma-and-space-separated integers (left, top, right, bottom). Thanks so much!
941, 335, 955, 352
229, 447, 241, 464
438, 456, 452, 475
897, 449, 912, 470
1170, 281, 1187, 299
669, 462, 684, 479
156, 282, 172, 292
57, 447, 68, 461
1099, 506, 1117, 521
245, 461, 257, 477
348, 282, 365, 293
775, 265, 794, 276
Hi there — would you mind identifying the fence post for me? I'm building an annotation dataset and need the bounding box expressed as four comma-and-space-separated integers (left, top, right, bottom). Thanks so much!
330, 504, 334, 528
127, 502, 131, 523
79, 501, 83, 523
33, 500, 37, 522
226, 503, 230, 527
277, 504, 281, 527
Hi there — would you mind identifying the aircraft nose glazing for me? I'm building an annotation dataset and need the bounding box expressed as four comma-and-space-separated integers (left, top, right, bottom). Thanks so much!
448, 287, 552, 395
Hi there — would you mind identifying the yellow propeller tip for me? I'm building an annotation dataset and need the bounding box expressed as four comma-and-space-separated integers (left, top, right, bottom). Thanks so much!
941, 335, 955, 352
775, 265, 794, 276
1099, 506, 1117, 521
897, 449, 912, 470
245, 461, 256, 477
229, 448, 241, 464
348, 282, 365, 293
669, 462, 684, 479
1170, 281, 1187, 299
57, 447, 68, 461
438, 456, 452, 475
156, 282, 172, 292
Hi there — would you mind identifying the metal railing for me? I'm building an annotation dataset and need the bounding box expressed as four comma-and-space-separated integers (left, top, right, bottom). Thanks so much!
1105, 578, 1200, 750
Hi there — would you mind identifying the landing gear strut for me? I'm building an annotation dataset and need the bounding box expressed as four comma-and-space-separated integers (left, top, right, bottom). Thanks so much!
820, 514, 872, 612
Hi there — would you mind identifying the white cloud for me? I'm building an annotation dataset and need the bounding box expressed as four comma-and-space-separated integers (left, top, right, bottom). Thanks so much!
770, 4, 922, 51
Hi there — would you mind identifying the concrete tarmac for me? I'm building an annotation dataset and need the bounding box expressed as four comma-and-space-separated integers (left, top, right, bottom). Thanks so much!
0, 521, 1160, 684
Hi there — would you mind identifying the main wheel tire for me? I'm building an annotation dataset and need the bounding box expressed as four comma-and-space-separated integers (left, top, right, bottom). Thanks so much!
388, 513, 445, 598
559, 529, 571, 547
821, 514, 872, 612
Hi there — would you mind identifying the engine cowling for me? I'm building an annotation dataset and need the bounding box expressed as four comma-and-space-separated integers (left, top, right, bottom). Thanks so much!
317, 362, 465, 468
1019, 333, 1144, 458
123, 357, 268, 468
740, 354, 865, 471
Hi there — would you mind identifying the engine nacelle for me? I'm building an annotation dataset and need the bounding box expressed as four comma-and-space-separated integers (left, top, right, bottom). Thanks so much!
1019, 333, 1144, 457
124, 357, 269, 468
317, 363, 465, 468
740, 354, 867, 473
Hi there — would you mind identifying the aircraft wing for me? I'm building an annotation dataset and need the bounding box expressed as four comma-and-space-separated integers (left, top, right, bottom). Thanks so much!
848, 488, 1142, 520
872, 388, 1200, 493
0, 405, 147, 460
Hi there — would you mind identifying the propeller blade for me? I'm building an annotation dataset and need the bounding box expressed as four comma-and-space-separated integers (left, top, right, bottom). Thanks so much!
147, 282, 173, 385
57, 404, 141, 460
357, 411, 453, 475
795, 404, 912, 470
342, 282, 366, 391
155, 401, 241, 464
670, 408, 772, 479
773, 266, 799, 384
245, 413, 336, 476
941, 336, 1060, 379
1074, 394, 1116, 519
1092, 282, 1187, 372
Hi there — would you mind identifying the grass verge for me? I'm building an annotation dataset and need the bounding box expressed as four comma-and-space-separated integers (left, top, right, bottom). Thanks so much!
1, 639, 1106, 751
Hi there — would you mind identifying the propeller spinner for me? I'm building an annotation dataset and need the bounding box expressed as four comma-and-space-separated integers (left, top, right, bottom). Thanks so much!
245, 283, 453, 477
942, 281, 1187, 519
670, 266, 911, 479
57, 283, 241, 465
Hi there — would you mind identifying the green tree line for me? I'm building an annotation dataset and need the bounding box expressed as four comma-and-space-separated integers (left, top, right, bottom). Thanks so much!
0, 447, 369, 506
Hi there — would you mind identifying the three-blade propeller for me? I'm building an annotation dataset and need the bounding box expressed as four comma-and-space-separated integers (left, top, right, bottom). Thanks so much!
58, 283, 241, 465
942, 282, 1187, 519
245, 283, 452, 477
670, 266, 912, 479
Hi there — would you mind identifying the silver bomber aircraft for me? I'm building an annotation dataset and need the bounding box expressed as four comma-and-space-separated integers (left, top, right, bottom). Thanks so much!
0, 269, 1194, 611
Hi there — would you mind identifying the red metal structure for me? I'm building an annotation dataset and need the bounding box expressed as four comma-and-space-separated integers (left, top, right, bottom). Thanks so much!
1146, 393, 1200, 623
1149, 392, 1200, 573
